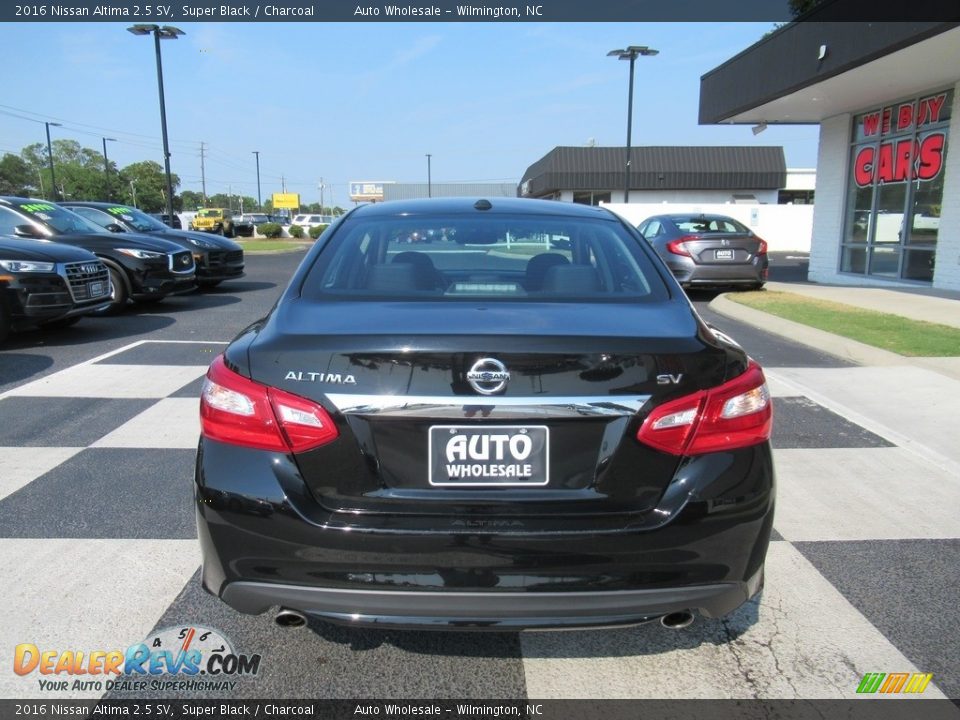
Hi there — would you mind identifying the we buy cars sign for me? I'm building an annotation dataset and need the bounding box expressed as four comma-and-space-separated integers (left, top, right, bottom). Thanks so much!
853, 92, 948, 187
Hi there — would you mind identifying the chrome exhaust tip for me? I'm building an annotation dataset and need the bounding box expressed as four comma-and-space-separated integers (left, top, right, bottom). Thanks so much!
275, 608, 307, 628
660, 610, 695, 630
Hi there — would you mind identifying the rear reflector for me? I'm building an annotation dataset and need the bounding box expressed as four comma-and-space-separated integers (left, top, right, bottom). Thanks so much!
637, 361, 772, 455
200, 354, 338, 453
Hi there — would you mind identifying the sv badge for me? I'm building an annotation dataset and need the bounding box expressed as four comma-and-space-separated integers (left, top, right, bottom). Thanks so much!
656, 373, 683, 385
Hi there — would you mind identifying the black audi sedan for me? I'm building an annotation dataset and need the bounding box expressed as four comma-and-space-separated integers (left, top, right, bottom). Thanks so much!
0, 197, 196, 314
62, 202, 245, 288
0, 236, 111, 342
196, 198, 774, 631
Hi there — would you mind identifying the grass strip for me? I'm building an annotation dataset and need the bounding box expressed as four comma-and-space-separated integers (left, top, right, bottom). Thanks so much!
236, 240, 303, 252
728, 291, 960, 357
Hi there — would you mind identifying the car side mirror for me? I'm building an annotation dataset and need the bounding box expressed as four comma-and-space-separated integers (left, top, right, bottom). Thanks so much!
105, 223, 126, 233
14, 224, 43, 239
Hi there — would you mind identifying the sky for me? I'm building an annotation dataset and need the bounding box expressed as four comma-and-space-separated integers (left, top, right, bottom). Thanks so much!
0, 22, 819, 207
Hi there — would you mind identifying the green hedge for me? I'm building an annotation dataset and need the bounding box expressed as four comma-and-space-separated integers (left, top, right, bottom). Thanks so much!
288, 224, 305, 238
309, 224, 328, 239
258, 222, 282, 238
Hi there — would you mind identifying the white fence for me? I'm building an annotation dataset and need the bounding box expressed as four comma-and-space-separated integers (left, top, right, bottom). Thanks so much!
602, 202, 815, 253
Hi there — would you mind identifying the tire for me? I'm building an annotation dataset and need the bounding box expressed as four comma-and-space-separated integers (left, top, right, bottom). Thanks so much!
94, 266, 129, 315
216, 224, 225, 236
224, 225, 235, 239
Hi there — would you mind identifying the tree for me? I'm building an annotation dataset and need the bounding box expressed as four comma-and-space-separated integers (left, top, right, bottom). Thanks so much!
0, 153, 36, 196
20, 139, 116, 202
789, 0, 824, 16
203, 192, 257, 212
181, 190, 204, 210
120, 160, 180, 212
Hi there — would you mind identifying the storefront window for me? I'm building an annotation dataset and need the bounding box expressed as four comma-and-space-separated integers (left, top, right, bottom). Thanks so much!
840, 89, 952, 283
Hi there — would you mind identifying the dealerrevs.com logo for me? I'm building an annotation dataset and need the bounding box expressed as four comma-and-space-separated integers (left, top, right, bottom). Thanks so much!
14, 626, 261, 693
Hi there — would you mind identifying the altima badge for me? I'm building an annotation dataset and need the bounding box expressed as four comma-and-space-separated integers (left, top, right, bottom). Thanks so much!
466, 358, 510, 395
285, 371, 356, 384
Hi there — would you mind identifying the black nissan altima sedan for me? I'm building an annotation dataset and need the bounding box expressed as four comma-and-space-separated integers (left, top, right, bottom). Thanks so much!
196, 197, 774, 631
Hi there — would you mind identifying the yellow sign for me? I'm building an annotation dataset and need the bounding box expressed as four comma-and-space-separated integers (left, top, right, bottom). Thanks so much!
272, 193, 300, 209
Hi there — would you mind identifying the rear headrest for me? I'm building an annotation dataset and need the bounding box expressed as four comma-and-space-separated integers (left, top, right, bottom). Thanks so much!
525, 253, 570, 291
540, 265, 601, 294
366, 263, 420, 292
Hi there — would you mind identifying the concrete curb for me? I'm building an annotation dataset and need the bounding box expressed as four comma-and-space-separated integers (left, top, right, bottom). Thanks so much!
710, 293, 960, 380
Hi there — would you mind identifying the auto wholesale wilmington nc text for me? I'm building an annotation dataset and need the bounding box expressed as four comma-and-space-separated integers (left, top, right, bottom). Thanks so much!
355, 705, 541, 716
354, 4, 544, 16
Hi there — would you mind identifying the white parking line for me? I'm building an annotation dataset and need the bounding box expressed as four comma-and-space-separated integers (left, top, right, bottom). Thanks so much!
0, 538, 201, 700
519, 543, 949, 699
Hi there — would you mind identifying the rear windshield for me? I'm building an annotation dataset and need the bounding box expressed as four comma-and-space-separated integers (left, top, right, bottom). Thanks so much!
301, 213, 668, 302
674, 216, 749, 234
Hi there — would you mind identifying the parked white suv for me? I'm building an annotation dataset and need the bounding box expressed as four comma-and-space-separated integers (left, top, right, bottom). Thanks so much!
291, 214, 335, 231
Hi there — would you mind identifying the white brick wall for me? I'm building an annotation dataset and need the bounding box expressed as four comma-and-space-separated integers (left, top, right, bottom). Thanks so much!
808, 114, 850, 284
932, 81, 960, 291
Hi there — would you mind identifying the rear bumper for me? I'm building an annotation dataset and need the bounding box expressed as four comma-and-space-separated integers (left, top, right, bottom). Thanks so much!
195, 438, 775, 630
665, 257, 767, 286
220, 571, 763, 630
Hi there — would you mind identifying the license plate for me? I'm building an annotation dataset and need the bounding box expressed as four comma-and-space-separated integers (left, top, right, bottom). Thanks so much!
88, 281, 106, 297
715, 249, 734, 260
428, 425, 549, 487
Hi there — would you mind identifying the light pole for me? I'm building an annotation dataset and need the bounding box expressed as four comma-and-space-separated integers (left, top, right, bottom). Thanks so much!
426, 153, 432, 198
44, 121, 62, 201
128, 24, 184, 223
607, 45, 658, 203
102, 137, 116, 201
252, 150, 262, 209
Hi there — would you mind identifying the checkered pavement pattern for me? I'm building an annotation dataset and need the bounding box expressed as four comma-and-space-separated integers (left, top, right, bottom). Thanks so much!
1, 341, 957, 700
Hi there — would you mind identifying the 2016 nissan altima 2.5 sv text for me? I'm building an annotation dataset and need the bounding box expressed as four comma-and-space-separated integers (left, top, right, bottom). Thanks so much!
196, 197, 775, 631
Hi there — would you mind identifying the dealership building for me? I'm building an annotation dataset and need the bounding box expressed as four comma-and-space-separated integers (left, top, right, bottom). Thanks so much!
700, 18, 960, 290
518, 146, 788, 205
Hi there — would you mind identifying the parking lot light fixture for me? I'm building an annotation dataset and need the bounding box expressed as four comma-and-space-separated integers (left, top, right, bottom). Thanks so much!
128, 24, 184, 226
44, 121, 62, 201
102, 137, 117, 200
426, 154, 432, 198
607, 45, 658, 203
252, 151, 262, 210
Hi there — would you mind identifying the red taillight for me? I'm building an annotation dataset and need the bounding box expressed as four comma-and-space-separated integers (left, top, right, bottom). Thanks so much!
200, 355, 338, 453
637, 361, 772, 456
755, 238, 768, 254
666, 236, 696, 257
